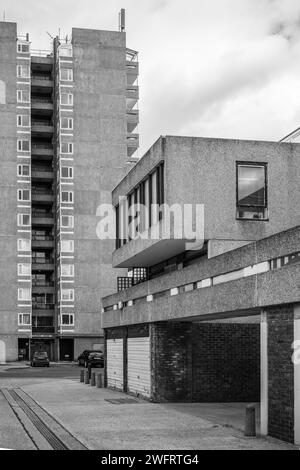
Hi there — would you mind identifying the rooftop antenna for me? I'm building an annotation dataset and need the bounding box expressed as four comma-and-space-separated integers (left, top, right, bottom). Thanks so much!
119, 8, 125, 32
46, 31, 54, 39
3, 10, 6, 21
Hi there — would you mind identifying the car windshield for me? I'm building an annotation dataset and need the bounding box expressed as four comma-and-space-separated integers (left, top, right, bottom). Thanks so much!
89, 352, 103, 357
34, 352, 47, 358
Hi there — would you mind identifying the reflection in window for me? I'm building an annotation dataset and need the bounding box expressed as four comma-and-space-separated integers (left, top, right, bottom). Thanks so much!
236, 163, 268, 220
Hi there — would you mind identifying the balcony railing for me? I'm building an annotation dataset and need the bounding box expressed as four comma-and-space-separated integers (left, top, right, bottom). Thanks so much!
31, 120, 53, 127
32, 143, 53, 150
32, 258, 54, 265
32, 280, 54, 287
32, 166, 53, 173
32, 211, 54, 218
32, 303, 54, 310
31, 74, 53, 81
32, 235, 53, 241
31, 97, 53, 104
32, 326, 55, 334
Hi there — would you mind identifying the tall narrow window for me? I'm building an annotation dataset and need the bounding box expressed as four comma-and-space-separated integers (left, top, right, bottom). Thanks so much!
17, 115, 30, 127
61, 117, 73, 130
61, 142, 73, 154
60, 69, 73, 81
236, 163, 268, 220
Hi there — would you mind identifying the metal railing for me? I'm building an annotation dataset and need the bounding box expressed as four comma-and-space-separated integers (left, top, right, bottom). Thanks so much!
31, 74, 53, 81
32, 326, 55, 334
32, 258, 54, 265
32, 303, 54, 310
32, 235, 54, 241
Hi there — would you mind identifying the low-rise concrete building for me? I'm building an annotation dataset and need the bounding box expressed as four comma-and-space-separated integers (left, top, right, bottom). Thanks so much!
101, 135, 300, 445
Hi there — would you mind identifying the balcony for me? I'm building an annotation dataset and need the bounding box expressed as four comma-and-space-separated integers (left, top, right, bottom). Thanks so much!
32, 235, 54, 249
32, 326, 55, 334
126, 61, 139, 86
127, 110, 139, 133
32, 258, 55, 271
127, 133, 139, 158
31, 74, 54, 93
32, 302, 55, 314
31, 120, 54, 138
31, 167, 54, 182
31, 143, 53, 159
32, 189, 54, 204
32, 211, 54, 227
126, 85, 139, 101
31, 97, 53, 115
32, 281, 55, 294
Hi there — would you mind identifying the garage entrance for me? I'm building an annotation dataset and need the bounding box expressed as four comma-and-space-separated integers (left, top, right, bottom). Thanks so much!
127, 336, 151, 398
107, 338, 123, 390
59, 338, 74, 361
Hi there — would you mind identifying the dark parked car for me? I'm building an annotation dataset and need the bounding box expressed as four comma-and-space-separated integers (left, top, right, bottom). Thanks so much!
87, 352, 104, 368
31, 351, 50, 367
77, 349, 103, 367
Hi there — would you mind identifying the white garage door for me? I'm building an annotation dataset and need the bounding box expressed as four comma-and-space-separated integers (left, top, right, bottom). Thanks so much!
107, 338, 123, 390
127, 337, 150, 398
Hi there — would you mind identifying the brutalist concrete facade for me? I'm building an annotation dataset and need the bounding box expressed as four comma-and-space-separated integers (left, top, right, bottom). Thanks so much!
0, 20, 139, 362
102, 132, 300, 445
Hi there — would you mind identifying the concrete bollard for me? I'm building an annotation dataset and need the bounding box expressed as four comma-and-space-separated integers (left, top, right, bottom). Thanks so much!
97, 373, 103, 388
245, 404, 256, 437
80, 369, 84, 383
91, 372, 96, 386
84, 370, 90, 385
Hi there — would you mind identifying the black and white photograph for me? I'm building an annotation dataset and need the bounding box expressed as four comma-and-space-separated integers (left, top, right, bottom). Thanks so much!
0, 0, 299, 455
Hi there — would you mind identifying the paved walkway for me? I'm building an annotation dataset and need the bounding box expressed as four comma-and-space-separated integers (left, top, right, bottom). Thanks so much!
10, 378, 294, 450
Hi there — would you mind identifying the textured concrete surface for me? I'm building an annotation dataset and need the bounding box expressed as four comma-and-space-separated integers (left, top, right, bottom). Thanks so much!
0, 390, 36, 450
16, 379, 296, 450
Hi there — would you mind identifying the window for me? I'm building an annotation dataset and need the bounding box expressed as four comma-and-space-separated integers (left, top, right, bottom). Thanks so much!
61, 289, 74, 302
18, 189, 30, 201
61, 142, 73, 154
18, 288, 31, 301
61, 264, 74, 277
61, 166, 73, 179
59, 45, 73, 57
17, 43, 30, 54
17, 139, 30, 152
18, 238, 31, 251
17, 164, 30, 177
17, 115, 30, 127
61, 117, 73, 130
236, 163, 268, 220
60, 93, 73, 106
18, 313, 31, 326
60, 69, 73, 81
18, 214, 31, 227
17, 65, 30, 78
61, 191, 73, 203
17, 90, 30, 103
60, 240, 74, 253
62, 314, 74, 325
18, 263, 31, 276
61, 215, 74, 228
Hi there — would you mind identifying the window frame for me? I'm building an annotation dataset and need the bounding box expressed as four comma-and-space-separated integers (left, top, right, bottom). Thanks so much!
236, 161, 268, 221
18, 313, 31, 326
61, 264, 74, 278
17, 164, 30, 177
61, 117, 73, 130
17, 90, 30, 103
61, 215, 74, 228
17, 115, 30, 128
60, 93, 73, 106
18, 263, 31, 276
18, 213, 31, 227
18, 188, 31, 202
61, 191, 73, 204
61, 142, 73, 154
60, 240, 74, 253
61, 289, 74, 302
60, 68, 73, 82
17, 43, 30, 54
18, 287, 31, 301
18, 238, 31, 252
61, 313, 74, 325
17, 139, 30, 152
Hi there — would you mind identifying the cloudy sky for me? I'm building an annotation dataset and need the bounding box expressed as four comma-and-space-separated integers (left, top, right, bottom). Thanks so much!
2, 0, 300, 155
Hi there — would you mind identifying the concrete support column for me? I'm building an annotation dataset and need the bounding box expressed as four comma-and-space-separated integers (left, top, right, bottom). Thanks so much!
294, 304, 300, 446
260, 310, 268, 436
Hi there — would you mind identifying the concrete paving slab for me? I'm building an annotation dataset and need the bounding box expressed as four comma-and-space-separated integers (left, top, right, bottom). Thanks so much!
0, 391, 36, 450
21, 379, 296, 450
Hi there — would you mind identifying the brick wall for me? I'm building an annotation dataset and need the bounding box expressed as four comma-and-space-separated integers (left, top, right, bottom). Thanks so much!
150, 321, 260, 403
267, 305, 294, 443
192, 323, 260, 402
150, 322, 193, 402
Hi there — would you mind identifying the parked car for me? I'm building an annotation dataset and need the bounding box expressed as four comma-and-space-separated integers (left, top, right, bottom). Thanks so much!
87, 352, 104, 368
77, 349, 103, 367
31, 351, 50, 367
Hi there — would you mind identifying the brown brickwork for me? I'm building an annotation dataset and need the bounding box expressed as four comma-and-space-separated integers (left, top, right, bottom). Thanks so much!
267, 305, 294, 443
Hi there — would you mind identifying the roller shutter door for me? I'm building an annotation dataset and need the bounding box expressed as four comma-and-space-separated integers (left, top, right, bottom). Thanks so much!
127, 337, 150, 398
107, 338, 123, 390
